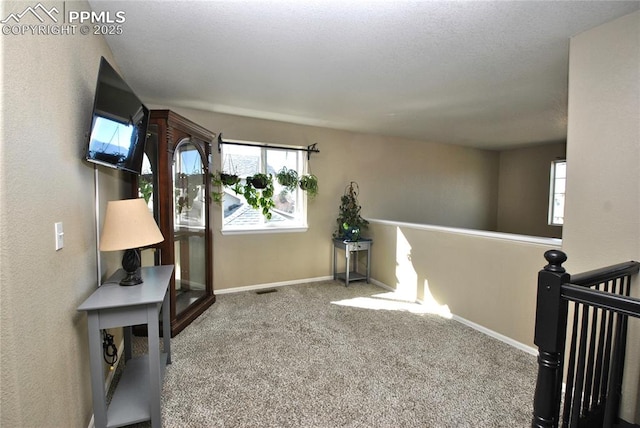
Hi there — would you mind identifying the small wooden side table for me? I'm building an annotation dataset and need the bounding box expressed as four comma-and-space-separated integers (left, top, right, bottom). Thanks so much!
78, 265, 174, 428
333, 238, 372, 286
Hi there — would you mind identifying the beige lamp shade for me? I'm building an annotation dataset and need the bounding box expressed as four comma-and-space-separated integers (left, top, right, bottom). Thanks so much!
99, 198, 164, 251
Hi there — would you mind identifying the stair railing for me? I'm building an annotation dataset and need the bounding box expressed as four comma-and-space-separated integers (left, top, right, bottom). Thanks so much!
531, 250, 640, 428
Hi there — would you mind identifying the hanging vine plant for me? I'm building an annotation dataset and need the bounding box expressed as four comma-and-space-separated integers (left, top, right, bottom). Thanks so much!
219, 172, 240, 186
210, 170, 240, 204
276, 166, 299, 192
299, 157, 318, 199
210, 172, 225, 204
232, 173, 275, 219
247, 173, 270, 190
211, 170, 276, 219
299, 173, 319, 198
333, 181, 368, 241
211, 152, 240, 204
220, 153, 239, 186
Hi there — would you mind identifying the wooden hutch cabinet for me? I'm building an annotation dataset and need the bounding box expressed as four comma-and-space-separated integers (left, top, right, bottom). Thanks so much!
134, 110, 216, 336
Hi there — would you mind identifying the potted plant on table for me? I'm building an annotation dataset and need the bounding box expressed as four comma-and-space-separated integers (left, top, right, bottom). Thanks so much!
333, 181, 368, 241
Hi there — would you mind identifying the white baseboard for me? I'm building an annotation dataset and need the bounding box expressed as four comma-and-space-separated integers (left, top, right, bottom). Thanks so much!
215, 275, 333, 294
450, 314, 538, 356
369, 278, 395, 291
87, 337, 125, 428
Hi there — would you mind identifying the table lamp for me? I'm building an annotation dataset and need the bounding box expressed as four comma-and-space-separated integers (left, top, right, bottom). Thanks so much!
99, 198, 164, 286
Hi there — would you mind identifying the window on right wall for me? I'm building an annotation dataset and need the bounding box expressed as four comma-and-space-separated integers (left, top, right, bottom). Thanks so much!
548, 160, 566, 226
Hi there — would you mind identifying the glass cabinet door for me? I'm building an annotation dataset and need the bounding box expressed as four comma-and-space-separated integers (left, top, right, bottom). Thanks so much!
147, 109, 216, 336
172, 139, 207, 317
138, 124, 160, 268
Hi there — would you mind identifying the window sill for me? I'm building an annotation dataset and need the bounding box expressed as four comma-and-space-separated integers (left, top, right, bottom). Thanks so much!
221, 225, 308, 236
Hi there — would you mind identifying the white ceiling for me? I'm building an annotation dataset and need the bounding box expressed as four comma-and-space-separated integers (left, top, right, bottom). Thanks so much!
90, 1, 639, 150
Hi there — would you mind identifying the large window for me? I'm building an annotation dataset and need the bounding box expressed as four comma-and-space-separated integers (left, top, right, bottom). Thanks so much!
220, 141, 307, 233
548, 160, 566, 226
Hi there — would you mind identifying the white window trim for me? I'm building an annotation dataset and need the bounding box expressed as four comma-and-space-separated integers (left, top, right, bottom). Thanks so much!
221, 225, 309, 236
219, 139, 309, 234
548, 159, 566, 226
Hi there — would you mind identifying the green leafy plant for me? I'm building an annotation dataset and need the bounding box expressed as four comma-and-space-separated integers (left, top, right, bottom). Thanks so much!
211, 171, 242, 204
248, 173, 270, 190
299, 174, 319, 198
139, 177, 153, 203
276, 167, 299, 191
333, 181, 368, 241
210, 171, 225, 205
219, 172, 240, 186
220, 154, 238, 185
232, 174, 275, 219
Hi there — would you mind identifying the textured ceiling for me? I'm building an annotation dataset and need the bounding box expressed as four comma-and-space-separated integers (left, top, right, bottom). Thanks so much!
89, 1, 639, 150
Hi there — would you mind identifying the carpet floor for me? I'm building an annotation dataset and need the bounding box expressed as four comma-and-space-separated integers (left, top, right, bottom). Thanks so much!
118, 280, 538, 427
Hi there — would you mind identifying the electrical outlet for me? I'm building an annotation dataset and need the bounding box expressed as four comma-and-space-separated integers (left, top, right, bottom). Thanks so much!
55, 222, 64, 250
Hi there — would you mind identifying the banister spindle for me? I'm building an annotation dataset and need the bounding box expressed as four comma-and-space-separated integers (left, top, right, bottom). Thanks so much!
532, 250, 570, 428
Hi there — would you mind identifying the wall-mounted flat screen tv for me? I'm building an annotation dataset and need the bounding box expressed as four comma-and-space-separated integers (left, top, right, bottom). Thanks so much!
85, 56, 149, 174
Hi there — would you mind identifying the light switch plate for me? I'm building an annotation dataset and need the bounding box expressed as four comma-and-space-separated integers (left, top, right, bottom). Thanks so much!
55, 222, 64, 250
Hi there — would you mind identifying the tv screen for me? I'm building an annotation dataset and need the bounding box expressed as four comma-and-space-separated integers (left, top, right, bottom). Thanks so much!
85, 57, 149, 174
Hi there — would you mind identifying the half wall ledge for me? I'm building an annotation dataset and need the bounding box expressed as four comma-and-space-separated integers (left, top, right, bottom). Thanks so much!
367, 218, 562, 247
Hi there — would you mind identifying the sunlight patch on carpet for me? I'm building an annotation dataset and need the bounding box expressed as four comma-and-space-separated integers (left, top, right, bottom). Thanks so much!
331, 290, 452, 318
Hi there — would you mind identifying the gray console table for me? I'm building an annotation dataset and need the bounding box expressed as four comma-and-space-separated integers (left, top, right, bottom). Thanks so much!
78, 265, 174, 428
333, 238, 372, 286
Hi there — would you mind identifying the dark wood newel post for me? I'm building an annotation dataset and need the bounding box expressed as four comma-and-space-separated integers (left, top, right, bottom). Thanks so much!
532, 250, 570, 428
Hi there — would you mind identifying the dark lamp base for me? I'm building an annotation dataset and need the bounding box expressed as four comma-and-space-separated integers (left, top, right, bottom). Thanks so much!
120, 248, 144, 286
120, 272, 143, 286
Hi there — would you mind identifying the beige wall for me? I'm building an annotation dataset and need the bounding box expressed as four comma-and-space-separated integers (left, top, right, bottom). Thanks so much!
0, 1, 126, 426
496, 141, 566, 238
563, 11, 640, 423
154, 106, 500, 290
2, 2, 636, 426
368, 219, 560, 348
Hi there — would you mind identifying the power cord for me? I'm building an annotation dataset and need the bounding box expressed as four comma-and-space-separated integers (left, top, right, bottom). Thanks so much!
102, 330, 118, 370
